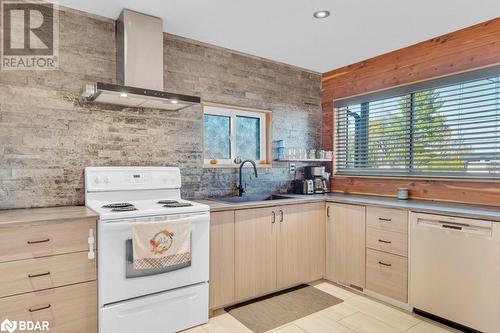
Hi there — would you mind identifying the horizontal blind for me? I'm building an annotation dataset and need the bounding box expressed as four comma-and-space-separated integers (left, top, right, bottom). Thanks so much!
335, 76, 500, 178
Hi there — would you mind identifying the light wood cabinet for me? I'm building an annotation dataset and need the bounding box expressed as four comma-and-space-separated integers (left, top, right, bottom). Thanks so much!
303, 202, 326, 282
326, 203, 366, 289
276, 202, 325, 289
232, 202, 325, 304
235, 206, 277, 301
209, 211, 235, 309
366, 249, 408, 302
366, 206, 408, 234
0, 252, 96, 298
366, 227, 407, 257
0, 218, 96, 263
365, 206, 408, 302
277, 204, 306, 289
0, 281, 97, 333
0, 207, 98, 333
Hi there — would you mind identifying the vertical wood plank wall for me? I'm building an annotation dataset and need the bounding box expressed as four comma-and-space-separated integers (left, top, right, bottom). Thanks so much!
321, 18, 500, 205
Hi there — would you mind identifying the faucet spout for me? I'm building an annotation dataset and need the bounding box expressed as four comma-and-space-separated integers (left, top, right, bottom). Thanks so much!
238, 160, 258, 197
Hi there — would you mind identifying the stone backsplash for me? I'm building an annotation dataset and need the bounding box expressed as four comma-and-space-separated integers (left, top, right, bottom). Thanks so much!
0, 7, 321, 209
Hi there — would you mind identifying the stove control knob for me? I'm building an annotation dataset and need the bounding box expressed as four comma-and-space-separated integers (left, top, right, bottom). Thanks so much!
93, 177, 100, 185
104, 177, 110, 184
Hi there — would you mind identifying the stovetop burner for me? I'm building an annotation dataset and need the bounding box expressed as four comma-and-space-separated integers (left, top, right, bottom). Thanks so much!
111, 206, 138, 212
163, 202, 193, 208
157, 200, 179, 204
102, 203, 134, 208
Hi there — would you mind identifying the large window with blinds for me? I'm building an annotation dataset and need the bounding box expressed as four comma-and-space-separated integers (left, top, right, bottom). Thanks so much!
335, 75, 500, 178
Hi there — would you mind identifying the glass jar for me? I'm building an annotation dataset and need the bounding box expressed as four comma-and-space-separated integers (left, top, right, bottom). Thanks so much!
308, 149, 316, 159
316, 149, 326, 159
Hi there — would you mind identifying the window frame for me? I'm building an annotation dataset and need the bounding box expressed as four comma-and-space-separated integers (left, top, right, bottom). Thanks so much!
334, 75, 500, 179
202, 102, 270, 167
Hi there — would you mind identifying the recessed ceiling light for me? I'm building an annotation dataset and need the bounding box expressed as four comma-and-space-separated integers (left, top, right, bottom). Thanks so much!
119, 92, 128, 97
313, 10, 330, 19
170, 99, 179, 104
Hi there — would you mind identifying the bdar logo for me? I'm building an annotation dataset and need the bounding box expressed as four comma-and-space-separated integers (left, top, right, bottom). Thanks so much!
0, 319, 17, 333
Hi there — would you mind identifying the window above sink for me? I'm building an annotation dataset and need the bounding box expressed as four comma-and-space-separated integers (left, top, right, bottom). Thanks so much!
202, 102, 272, 168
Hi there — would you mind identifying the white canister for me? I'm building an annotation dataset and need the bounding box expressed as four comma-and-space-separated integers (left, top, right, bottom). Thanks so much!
396, 188, 409, 200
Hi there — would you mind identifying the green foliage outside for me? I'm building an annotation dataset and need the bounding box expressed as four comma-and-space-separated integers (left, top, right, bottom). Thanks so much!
358, 90, 467, 171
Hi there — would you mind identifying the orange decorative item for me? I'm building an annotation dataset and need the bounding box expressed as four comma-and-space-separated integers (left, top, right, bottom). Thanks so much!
150, 229, 174, 255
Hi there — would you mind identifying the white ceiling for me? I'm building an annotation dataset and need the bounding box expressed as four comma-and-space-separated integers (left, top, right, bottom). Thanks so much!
56, 0, 500, 73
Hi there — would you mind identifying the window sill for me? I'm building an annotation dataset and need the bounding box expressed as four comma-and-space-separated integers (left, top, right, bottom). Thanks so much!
203, 163, 272, 169
333, 174, 500, 182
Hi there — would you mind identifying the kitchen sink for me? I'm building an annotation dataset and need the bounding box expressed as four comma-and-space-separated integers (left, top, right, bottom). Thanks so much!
215, 194, 291, 203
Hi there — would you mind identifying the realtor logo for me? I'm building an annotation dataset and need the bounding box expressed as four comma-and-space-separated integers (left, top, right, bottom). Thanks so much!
0, 319, 17, 333
1, 0, 59, 70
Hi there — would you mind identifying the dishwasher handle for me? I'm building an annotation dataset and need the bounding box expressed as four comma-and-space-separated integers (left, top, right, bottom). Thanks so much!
416, 216, 492, 237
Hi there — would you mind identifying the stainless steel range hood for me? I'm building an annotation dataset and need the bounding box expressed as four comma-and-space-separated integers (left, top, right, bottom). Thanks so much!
81, 9, 200, 111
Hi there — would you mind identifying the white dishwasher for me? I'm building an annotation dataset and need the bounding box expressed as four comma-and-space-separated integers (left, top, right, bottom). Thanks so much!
410, 212, 500, 333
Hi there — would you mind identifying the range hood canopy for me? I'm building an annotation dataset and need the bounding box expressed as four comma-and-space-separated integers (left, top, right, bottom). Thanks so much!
81, 9, 200, 111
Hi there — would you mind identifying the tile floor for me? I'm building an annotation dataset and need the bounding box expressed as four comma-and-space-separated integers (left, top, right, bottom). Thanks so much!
183, 281, 461, 333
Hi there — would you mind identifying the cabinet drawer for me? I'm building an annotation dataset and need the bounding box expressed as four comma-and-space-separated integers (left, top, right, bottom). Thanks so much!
0, 281, 97, 333
0, 218, 96, 263
366, 207, 408, 234
0, 252, 96, 298
366, 227, 407, 257
366, 249, 408, 303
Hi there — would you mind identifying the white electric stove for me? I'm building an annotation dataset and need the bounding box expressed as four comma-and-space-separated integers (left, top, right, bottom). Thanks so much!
85, 167, 210, 333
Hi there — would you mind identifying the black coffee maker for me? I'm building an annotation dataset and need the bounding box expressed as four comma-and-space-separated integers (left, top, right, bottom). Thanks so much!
304, 166, 328, 194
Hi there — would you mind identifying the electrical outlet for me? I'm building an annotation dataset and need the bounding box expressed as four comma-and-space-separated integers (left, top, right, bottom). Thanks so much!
289, 163, 296, 174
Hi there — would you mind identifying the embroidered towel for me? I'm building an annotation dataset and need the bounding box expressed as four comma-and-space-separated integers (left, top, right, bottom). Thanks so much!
132, 218, 191, 270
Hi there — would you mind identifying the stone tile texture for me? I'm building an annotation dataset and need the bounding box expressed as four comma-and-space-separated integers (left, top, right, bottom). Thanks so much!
0, 7, 321, 209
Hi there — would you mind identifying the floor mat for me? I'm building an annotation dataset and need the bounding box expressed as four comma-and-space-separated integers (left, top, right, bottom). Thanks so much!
225, 284, 343, 333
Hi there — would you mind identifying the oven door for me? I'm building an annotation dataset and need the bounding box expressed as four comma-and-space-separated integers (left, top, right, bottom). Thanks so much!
98, 212, 209, 306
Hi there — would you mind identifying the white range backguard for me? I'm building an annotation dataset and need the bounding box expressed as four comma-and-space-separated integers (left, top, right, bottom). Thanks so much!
85, 167, 210, 333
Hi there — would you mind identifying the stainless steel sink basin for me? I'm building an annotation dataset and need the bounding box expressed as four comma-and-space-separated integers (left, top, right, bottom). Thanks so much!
215, 194, 291, 203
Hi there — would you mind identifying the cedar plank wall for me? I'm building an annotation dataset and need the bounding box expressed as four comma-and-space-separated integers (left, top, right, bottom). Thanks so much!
321, 18, 500, 205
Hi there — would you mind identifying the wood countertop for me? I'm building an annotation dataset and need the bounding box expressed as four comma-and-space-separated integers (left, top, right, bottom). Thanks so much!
0, 206, 98, 225
196, 193, 500, 222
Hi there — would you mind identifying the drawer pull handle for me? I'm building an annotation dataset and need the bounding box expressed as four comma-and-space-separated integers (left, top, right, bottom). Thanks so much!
379, 218, 392, 222
27, 238, 50, 245
378, 261, 392, 267
442, 224, 462, 231
29, 304, 51, 312
28, 271, 51, 278
378, 239, 392, 244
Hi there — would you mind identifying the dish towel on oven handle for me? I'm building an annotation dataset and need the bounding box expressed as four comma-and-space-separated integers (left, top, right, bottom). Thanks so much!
132, 217, 191, 270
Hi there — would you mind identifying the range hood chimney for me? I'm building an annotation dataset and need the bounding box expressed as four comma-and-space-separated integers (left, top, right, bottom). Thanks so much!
82, 9, 200, 111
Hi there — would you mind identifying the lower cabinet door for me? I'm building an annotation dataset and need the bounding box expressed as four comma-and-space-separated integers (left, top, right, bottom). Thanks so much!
277, 202, 325, 289
304, 202, 326, 282
326, 203, 366, 289
209, 211, 235, 309
235, 207, 277, 301
277, 204, 307, 289
0, 281, 97, 333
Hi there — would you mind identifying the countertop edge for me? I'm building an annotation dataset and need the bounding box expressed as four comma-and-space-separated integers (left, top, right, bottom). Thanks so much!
197, 194, 500, 222
0, 206, 99, 225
